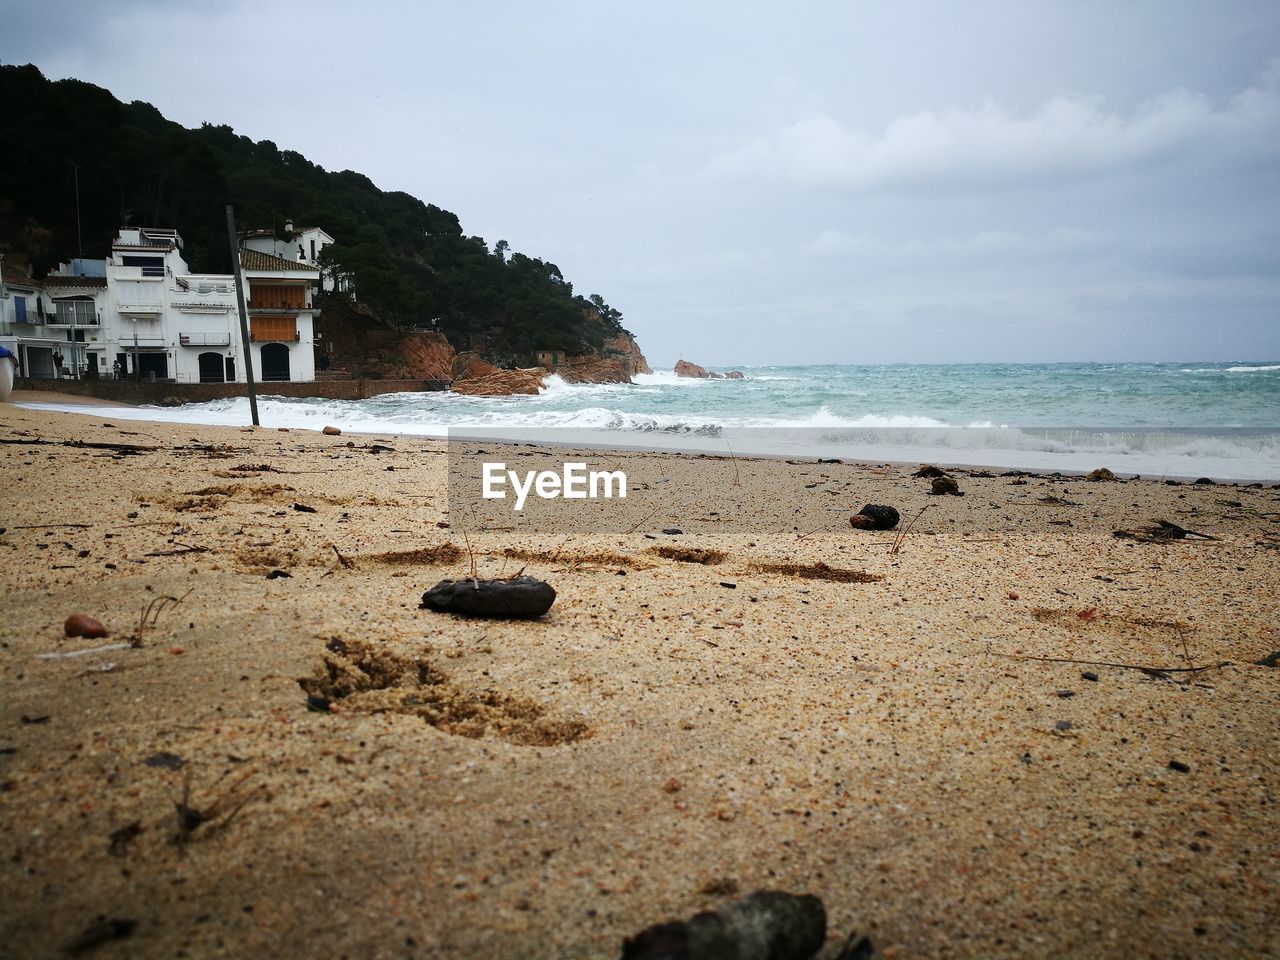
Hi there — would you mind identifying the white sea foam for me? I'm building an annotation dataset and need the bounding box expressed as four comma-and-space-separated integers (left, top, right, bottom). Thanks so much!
15, 357, 1280, 482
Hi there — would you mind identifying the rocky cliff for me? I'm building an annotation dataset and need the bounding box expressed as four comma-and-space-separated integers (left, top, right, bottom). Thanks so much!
317, 298, 651, 394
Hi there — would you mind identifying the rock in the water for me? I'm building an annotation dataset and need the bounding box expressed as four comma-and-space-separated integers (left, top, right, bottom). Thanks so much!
419, 576, 556, 619
621, 890, 826, 960
852, 504, 900, 530
674, 359, 711, 379
724, 370, 745, 379
64, 613, 108, 639
930, 475, 964, 496
322, 425, 342, 436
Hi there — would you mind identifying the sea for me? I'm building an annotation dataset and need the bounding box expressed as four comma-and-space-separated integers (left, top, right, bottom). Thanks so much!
20, 361, 1280, 481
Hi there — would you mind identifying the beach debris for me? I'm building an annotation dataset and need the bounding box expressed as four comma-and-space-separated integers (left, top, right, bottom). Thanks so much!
1055, 720, 1073, 731
1168, 759, 1191, 773
144, 752, 185, 770
699, 877, 741, 896
174, 771, 258, 847
850, 504, 900, 530
1077, 607, 1099, 622
929, 475, 964, 496
322, 425, 342, 435
750, 560, 882, 584
107, 821, 143, 857
620, 890, 827, 960
1082, 671, 1099, 682
38, 643, 131, 660
913, 464, 949, 478
650, 545, 726, 565
292, 502, 317, 513
662, 528, 684, 535
719, 581, 737, 589
1086, 467, 1118, 481
834, 932, 877, 960
64, 917, 137, 955
265, 569, 292, 579
127, 589, 193, 648
1253, 651, 1280, 668
986, 648, 1231, 681
64, 613, 108, 639
420, 575, 556, 619
20, 714, 50, 724
1114, 519, 1218, 543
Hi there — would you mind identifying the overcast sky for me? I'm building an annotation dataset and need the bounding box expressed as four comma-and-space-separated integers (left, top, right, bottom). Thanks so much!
3, 0, 1279, 366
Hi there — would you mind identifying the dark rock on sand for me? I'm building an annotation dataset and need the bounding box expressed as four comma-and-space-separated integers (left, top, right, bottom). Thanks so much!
930, 476, 964, 496
913, 464, 949, 478
420, 576, 556, 619
851, 504, 900, 531
621, 890, 826, 960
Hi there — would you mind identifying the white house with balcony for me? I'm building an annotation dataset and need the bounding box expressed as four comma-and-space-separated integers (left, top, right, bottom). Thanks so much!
238, 247, 319, 383
4, 227, 322, 385
243, 219, 348, 293
98, 227, 319, 384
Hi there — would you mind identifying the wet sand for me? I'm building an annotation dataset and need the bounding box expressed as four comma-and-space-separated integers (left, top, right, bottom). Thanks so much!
1, 402, 1277, 959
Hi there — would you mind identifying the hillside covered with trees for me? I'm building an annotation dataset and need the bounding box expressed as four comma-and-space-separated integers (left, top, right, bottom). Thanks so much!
0, 64, 637, 366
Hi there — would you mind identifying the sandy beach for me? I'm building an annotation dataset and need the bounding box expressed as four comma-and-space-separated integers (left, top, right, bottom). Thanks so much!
1, 398, 1277, 959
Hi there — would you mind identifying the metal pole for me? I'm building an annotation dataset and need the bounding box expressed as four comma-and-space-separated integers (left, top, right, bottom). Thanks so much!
226, 204, 260, 426
74, 163, 82, 258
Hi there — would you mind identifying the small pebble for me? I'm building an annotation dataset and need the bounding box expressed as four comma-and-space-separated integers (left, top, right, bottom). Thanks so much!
1081, 671, 1099, 682
64, 613, 108, 639
1055, 720, 1073, 731
1168, 760, 1191, 773
322, 425, 342, 436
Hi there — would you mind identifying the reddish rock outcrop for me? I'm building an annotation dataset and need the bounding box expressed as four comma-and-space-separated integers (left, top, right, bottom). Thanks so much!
452, 352, 501, 382
397, 332, 455, 381
557, 355, 633, 384
606, 333, 652, 376
674, 359, 743, 380
675, 359, 711, 378
452, 368, 545, 396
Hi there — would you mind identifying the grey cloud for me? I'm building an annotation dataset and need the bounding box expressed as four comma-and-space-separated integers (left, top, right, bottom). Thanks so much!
705, 61, 1280, 192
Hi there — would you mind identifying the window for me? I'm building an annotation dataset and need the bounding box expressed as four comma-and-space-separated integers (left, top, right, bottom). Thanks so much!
54, 300, 96, 325
13, 296, 26, 322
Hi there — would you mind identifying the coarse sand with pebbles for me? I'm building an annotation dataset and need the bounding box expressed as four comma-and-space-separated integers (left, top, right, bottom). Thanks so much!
1, 400, 1278, 959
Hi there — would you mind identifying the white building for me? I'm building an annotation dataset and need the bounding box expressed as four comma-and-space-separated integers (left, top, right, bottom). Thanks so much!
2, 226, 323, 384
243, 219, 348, 293
0, 257, 108, 379
239, 246, 319, 383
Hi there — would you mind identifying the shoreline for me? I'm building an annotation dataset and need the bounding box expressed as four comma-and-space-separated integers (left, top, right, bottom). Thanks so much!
10, 393, 1279, 485
2, 403, 1278, 958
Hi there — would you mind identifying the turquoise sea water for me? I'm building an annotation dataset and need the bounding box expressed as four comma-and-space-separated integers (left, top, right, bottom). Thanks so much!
21, 361, 1280, 480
